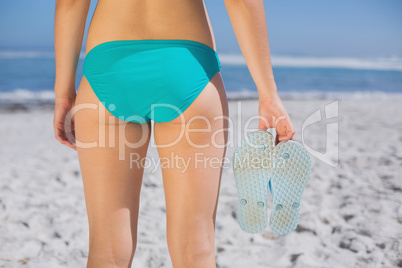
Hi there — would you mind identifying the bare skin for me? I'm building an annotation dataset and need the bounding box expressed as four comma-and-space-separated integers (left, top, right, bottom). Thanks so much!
54, 0, 295, 267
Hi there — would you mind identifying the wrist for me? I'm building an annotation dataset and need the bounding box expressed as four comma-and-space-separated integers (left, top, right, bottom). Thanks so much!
257, 77, 278, 100
55, 92, 76, 103
54, 84, 76, 101
258, 88, 279, 102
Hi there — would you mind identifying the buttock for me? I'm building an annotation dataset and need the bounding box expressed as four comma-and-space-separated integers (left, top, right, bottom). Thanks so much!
82, 39, 221, 123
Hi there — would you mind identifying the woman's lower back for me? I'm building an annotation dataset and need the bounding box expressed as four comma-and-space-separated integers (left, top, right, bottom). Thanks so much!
86, 0, 216, 53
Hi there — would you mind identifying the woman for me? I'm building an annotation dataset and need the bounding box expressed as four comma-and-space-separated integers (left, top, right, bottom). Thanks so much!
53, 0, 295, 267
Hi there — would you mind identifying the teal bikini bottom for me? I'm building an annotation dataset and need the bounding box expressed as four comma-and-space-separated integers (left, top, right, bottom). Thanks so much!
83, 39, 221, 123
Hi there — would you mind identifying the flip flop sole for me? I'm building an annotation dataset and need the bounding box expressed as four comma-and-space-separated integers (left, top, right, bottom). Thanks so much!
269, 141, 312, 235
233, 131, 275, 233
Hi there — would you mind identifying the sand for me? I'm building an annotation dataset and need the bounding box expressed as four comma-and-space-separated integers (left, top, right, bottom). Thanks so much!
0, 97, 401, 268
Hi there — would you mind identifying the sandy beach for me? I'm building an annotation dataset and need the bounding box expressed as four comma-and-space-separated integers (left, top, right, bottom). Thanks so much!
1, 97, 401, 268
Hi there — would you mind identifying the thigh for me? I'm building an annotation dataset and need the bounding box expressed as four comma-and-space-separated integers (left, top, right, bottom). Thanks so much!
154, 72, 228, 256
74, 76, 151, 259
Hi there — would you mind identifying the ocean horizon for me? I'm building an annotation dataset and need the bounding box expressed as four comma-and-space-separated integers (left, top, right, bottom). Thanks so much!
1, 49, 401, 107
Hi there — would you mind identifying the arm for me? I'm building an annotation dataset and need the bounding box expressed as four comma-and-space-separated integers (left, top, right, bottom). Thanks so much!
223, 0, 295, 142
53, 0, 91, 150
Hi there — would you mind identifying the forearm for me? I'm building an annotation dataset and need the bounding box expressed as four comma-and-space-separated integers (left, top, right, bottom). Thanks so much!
54, 0, 90, 100
223, 0, 277, 99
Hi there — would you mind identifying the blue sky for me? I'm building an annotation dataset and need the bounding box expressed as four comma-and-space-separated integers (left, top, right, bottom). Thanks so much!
0, 0, 401, 57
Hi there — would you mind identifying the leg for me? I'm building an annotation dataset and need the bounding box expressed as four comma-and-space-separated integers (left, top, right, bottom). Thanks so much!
154, 72, 228, 267
74, 77, 151, 268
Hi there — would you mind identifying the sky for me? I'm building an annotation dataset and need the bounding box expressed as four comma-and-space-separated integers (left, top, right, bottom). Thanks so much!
0, 0, 401, 58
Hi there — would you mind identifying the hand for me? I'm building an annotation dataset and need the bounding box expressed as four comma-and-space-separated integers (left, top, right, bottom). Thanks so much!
53, 96, 76, 150
258, 93, 295, 144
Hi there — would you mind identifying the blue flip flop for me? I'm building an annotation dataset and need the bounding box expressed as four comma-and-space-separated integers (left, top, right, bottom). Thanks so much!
233, 131, 312, 235
269, 140, 312, 235
233, 131, 275, 233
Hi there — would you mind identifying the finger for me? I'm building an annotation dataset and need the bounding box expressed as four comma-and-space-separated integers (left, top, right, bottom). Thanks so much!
275, 124, 287, 144
55, 129, 76, 149
278, 122, 295, 141
66, 142, 77, 151
278, 132, 294, 142
278, 135, 288, 142
60, 138, 77, 150
282, 132, 295, 141
64, 134, 76, 148
278, 131, 294, 142
57, 122, 76, 140
55, 129, 67, 143
258, 119, 268, 131
286, 127, 296, 141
